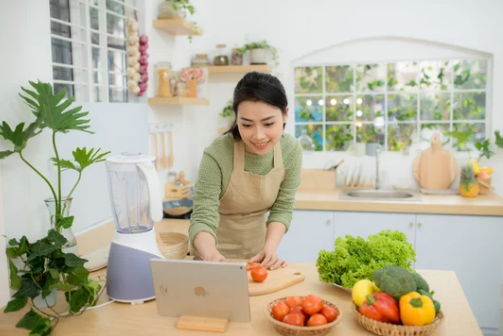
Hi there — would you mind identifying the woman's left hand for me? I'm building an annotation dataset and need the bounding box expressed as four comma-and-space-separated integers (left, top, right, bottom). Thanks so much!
249, 248, 288, 270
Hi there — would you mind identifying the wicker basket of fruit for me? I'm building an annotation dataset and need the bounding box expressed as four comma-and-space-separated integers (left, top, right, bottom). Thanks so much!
264, 295, 342, 336
351, 265, 445, 336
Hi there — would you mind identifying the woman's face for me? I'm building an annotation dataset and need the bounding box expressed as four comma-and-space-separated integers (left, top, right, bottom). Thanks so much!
237, 101, 288, 155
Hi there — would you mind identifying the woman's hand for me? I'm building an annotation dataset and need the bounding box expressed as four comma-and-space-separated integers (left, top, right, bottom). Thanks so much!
249, 248, 287, 270
203, 251, 227, 262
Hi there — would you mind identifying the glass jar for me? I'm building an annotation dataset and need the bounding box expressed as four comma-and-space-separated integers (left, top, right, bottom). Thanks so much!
155, 61, 172, 98
231, 49, 244, 66
191, 54, 211, 68
297, 129, 315, 151
213, 44, 229, 66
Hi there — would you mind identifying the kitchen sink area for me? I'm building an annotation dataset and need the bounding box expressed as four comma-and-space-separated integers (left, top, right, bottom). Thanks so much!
338, 189, 422, 202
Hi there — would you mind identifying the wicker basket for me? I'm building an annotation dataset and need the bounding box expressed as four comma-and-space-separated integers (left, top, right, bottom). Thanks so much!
157, 232, 189, 259
264, 297, 342, 336
352, 304, 445, 336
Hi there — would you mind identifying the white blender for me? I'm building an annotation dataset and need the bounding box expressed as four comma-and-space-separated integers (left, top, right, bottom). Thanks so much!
105, 152, 164, 304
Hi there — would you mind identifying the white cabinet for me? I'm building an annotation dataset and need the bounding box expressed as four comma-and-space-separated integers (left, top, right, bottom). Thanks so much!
333, 212, 416, 247
415, 214, 503, 334
277, 210, 334, 263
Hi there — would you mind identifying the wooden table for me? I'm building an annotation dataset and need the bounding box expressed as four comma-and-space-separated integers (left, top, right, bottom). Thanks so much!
0, 265, 482, 335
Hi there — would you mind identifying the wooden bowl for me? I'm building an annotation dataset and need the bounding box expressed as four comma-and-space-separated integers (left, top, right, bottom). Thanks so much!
352, 303, 445, 336
264, 297, 342, 336
157, 232, 189, 259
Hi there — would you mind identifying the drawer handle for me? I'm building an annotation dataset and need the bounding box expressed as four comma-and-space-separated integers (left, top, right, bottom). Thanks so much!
409, 222, 413, 228
326, 219, 331, 225
418, 223, 423, 228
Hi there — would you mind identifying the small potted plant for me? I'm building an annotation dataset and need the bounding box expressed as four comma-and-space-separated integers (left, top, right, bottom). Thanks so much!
158, 0, 195, 19
244, 40, 279, 66
230, 46, 247, 66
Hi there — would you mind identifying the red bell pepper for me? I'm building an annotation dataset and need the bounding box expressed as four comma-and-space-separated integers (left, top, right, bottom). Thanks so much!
359, 292, 400, 324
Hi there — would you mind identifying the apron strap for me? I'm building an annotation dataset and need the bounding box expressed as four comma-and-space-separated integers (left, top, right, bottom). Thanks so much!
273, 141, 283, 168
233, 141, 245, 171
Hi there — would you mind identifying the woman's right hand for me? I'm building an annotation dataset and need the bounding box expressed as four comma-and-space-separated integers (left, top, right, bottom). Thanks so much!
203, 251, 226, 262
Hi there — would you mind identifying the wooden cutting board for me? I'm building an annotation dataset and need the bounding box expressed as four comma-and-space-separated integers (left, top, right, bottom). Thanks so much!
413, 133, 458, 190
247, 266, 306, 296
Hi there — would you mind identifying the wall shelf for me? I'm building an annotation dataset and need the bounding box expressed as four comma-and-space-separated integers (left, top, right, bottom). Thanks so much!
148, 97, 209, 106
206, 65, 272, 74
153, 19, 203, 36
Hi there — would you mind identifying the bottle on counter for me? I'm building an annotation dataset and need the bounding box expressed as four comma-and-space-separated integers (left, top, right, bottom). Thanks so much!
213, 44, 229, 66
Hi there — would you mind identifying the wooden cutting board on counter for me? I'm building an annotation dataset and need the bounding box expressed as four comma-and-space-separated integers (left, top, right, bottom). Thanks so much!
247, 266, 306, 296
413, 133, 458, 190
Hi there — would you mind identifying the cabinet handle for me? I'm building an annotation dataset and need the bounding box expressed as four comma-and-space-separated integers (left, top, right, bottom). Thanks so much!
326, 219, 331, 225
418, 223, 423, 228
409, 222, 413, 228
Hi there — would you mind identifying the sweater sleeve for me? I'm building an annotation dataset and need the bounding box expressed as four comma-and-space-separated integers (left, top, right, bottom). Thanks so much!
266, 137, 302, 231
188, 152, 223, 248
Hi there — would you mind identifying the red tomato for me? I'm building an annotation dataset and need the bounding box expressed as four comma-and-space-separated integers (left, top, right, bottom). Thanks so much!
251, 266, 267, 282
282, 313, 304, 326
307, 313, 328, 326
272, 301, 290, 321
320, 305, 338, 322
284, 296, 303, 309
290, 306, 308, 323
301, 295, 323, 315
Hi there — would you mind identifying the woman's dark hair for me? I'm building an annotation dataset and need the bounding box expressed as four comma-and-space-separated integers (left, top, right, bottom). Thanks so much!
225, 72, 288, 140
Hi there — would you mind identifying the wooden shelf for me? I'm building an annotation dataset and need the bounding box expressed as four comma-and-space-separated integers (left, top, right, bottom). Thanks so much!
153, 19, 203, 36
148, 97, 209, 106
206, 65, 272, 74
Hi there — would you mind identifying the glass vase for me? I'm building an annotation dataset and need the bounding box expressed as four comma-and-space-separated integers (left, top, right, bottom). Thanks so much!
44, 197, 78, 255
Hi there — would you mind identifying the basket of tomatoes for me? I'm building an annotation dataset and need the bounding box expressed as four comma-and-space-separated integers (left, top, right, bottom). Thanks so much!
264, 294, 342, 336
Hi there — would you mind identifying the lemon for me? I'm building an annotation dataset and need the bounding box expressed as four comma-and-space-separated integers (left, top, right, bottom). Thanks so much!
352, 279, 379, 307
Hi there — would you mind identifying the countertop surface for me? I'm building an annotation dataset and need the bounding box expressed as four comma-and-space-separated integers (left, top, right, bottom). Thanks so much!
294, 189, 503, 216
0, 219, 482, 336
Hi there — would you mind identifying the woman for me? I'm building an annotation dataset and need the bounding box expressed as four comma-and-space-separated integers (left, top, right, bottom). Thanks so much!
188, 72, 302, 270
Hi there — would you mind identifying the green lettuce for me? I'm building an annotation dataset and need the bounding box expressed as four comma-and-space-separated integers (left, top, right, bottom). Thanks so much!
316, 230, 416, 288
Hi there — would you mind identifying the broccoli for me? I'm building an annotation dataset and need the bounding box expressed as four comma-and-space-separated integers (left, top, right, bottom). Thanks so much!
373, 265, 417, 300
412, 272, 430, 292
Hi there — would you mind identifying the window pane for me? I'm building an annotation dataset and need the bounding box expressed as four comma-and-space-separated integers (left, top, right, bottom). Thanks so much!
51, 37, 73, 65
326, 124, 353, 151
420, 123, 450, 137
356, 64, 386, 92
91, 86, 106, 102
50, 0, 70, 21
295, 67, 322, 94
90, 7, 99, 30
420, 92, 451, 121
52, 66, 86, 83
388, 123, 416, 151
453, 59, 487, 89
453, 92, 485, 120
387, 94, 418, 122
109, 87, 128, 102
107, 13, 126, 39
326, 95, 352, 122
92, 47, 102, 69
326, 65, 354, 93
108, 50, 127, 73
418, 61, 453, 91
356, 95, 385, 122
91, 32, 100, 45
295, 96, 322, 122
54, 83, 74, 99
387, 62, 420, 92
452, 123, 485, 150
51, 21, 71, 38
92, 70, 104, 84
295, 125, 323, 151
107, 0, 126, 15
90, 0, 99, 6
108, 36, 127, 50
356, 124, 384, 146
109, 73, 127, 86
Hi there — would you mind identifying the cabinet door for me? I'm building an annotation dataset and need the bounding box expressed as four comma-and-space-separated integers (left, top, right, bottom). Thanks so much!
415, 214, 503, 332
333, 212, 416, 247
276, 210, 334, 263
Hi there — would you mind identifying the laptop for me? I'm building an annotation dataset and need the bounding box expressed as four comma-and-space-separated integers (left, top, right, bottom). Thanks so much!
150, 259, 251, 322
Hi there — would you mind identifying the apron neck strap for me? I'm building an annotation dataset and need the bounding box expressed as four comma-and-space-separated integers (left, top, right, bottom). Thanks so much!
233, 139, 284, 171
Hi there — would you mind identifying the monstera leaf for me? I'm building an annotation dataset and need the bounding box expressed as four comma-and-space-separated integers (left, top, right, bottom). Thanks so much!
20, 81, 92, 134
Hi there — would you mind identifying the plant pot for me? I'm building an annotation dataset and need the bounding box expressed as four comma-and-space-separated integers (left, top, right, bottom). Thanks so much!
158, 0, 186, 19
250, 48, 267, 64
186, 79, 198, 98
33, 288, 57, 308
44, 197, 78, 255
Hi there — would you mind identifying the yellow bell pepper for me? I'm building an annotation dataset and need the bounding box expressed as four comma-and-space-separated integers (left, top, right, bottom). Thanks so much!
399, 292, 436, 326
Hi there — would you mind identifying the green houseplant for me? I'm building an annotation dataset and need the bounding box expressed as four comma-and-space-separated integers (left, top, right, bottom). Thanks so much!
219, 100, 234, 130
158, 0, 199, 42
1, 81, 108, 335
243, 40, 279, 66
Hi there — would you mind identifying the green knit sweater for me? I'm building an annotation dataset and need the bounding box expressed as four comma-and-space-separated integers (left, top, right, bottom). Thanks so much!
188, 132, 302, 248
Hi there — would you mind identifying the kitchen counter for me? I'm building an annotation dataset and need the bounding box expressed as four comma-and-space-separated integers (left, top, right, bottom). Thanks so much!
0, 219, 483, 335
294, 189, 503, 216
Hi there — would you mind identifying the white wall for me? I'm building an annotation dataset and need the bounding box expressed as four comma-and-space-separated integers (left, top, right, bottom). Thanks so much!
0, 167, 8, 307
147, 0, 503, 194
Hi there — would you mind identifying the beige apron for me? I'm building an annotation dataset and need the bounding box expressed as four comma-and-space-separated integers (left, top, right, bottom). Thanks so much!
192, 140, 285, 259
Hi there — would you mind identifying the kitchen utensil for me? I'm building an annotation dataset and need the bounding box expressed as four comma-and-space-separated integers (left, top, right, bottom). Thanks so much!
163, 199, 193, 217
299, 169, 336, 190
168, 131, 174, 168
352, 303, 444, 336
264, 296, 342, 336
161, 131, 168, 169
248, 266, 306, 296
153, 132, 161, 171
105, 152, 164, 304
326, 159, 345, 171
413, 133, 458, 190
